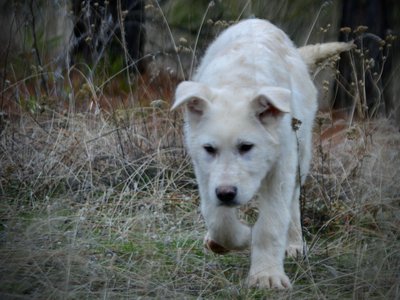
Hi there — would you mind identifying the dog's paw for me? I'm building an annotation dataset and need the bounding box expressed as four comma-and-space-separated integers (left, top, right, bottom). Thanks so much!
247, 271, 292, 289
203, 233, 230, 254
285, 244, 304, 259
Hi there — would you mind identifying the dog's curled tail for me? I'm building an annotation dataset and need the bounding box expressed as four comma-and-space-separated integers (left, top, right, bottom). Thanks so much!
299, 42, 355, 73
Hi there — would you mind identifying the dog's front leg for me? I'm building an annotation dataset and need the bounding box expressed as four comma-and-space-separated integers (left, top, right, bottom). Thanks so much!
201, 201, 251, 252
247, 177, 293, 289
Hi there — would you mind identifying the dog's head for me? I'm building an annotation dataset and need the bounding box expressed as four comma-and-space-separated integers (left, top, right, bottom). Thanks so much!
172, 81, 291, 207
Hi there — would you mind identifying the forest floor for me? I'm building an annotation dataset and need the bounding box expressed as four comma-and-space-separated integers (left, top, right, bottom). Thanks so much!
0, 91, 399, 298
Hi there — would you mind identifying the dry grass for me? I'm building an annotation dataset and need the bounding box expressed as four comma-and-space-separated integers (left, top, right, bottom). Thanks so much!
0, 105, 399, 299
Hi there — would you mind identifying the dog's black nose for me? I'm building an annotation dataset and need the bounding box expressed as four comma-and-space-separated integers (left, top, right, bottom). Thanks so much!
216, 186, 238, 205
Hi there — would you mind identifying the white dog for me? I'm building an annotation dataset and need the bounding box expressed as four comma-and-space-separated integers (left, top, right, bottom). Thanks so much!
172, 19, 352, 289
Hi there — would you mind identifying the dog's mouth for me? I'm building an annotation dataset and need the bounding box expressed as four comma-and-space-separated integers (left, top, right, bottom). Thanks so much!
217, 199, 241, 207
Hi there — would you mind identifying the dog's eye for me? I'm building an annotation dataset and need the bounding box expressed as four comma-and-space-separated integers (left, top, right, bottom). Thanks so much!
203, 144, 217, 155
238, 143, 254, 154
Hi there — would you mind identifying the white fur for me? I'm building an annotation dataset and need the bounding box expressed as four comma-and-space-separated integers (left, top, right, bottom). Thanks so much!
172, 19, 318, 289
299, 41, 355, 73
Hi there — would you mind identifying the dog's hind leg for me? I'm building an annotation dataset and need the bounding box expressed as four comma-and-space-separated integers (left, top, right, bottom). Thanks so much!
201, 203, 251, 253
286, 184, 304, 258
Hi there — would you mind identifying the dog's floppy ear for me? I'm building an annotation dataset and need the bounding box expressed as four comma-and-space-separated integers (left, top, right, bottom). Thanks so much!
251, 87, 291, 124
171, 81, 211, 118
